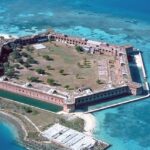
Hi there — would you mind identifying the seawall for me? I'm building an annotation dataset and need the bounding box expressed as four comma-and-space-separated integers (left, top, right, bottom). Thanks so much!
75, 86, 130, 108
85, 94, 150, 113
138, 52, 149, 92
139, 52, 147, 79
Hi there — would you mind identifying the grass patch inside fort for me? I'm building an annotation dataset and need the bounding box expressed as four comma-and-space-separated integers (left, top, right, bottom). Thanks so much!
6, 41, 117, 91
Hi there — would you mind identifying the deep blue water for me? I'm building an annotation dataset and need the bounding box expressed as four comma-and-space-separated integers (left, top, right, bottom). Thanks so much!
0, 0, 150, 150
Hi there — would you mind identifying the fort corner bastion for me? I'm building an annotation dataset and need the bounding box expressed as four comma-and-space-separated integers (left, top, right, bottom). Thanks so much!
0, 31, 144, 113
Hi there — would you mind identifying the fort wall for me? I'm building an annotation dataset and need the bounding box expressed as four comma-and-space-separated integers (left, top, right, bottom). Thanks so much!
74, 86, 130, 107
0, 80, 143, 112
0, 81, 64, 106
0, 31, 145, 112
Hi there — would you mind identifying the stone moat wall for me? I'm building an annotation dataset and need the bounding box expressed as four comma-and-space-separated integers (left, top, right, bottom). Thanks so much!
0, 81, 143, 112
74, 86, 130, 108
0, 81, 64, 106
0, 32, 144, 112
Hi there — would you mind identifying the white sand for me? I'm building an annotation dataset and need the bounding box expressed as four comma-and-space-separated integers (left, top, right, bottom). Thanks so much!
135, 54, 142, 67
73, 112, 96, 136
0, 33, 17, 39
58, 111, 96, 136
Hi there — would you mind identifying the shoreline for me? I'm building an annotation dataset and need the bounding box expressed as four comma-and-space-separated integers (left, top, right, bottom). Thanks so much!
0, 33, 17, 39
73, 112, 96, 136
58, 110, 96, 136
0, 110, 27, 148
0, 118, 21, 139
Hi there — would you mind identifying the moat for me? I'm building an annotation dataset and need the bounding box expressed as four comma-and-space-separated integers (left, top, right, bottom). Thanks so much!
0, 30, 147, 114
0, 0, 150, 149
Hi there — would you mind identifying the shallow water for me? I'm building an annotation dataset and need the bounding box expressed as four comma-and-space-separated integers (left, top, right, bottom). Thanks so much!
93, 98, 150, 150
0, 120, 25, 150
0, 0, 150, 149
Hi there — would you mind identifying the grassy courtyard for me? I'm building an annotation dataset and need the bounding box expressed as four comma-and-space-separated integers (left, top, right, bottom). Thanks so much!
5, 41, 114, 91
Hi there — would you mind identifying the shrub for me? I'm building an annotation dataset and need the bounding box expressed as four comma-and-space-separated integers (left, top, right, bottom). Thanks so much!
24, 62, 31, 68
14, 64, 20, 69
21, 52, 28, 57
64, 85, 70, 89
96, 79, 105, 84
75, 46, 83, 52
5, 68, 15, 77
27, 57, 38, 64
27, 76, 39, 82
36, 68, 45, 74
43, 55, 54, 61
10, 50, 21, 60
59, 69, 64, 74
16, 58, 24, 64
47, 65, 51, 70
23, 106, 33, 113
47, 78, 55, 85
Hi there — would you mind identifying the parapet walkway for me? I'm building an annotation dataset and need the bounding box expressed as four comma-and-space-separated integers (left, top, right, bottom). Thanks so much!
85, 93, 150, 114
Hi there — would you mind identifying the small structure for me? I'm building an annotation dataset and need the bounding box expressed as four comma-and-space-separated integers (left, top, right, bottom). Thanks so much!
33, 43, 46, 50
42, 124, 108, 150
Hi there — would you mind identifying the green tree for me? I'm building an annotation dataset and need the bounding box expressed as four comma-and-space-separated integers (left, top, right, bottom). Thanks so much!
24, 62, 31, 68
47, 78, 55, 85
21, 52, 28, 57
96, 79, 105, 84
36, 68, 45, 74
27, 57, 38, 64
43, 55, 54, 61
5, 68, 15, 78
11, 51, 21, 59
47, 65, 51, 70
75, 46, 83, 52
59, 69, 64, 74
27, 76, 39, 82
64, 85, 70, 90
14, 64, 20, 69
47, 65, 55, 70
16, 58, 24, 64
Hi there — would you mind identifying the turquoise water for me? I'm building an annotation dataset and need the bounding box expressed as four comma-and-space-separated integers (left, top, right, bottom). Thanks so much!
0, 120, 25, 150
0, 0, 150, 149
93, 99, 150, 150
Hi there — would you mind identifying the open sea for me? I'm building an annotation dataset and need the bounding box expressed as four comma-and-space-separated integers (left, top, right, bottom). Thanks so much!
0, 0, 150, 149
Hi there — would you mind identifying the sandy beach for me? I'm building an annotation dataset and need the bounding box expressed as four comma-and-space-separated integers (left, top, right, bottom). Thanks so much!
58, 111, 96, 136
0, 110, 27, 139
73, 112, 96, 136
0, 33, 17, 39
